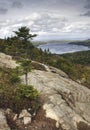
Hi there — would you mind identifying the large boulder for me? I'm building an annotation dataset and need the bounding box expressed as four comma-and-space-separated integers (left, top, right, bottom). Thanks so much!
21, 69, 90, 130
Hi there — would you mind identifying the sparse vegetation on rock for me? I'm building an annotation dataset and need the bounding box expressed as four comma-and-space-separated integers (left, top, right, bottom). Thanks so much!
0, 26, 90, 130
0, 67, 39, 113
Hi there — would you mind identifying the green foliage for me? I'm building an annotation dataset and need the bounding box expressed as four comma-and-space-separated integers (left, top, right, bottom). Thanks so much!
14, 26, 37, 41
0, 67, 39, 113
0, 27, 37, 57
69, 39, 90, 47
20, 59, 32, 74
0, 84, 39, 113
15, 84, 39, 100
0, 26, 90, 88
61, 51, 90, 65
10, 74, 21, 84
19, 59, 32, 86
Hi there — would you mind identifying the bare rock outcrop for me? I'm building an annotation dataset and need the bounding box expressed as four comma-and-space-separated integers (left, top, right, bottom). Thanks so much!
22, 69, 90, 130
0, 53, 18, 68
31, 61, 68, 78
0, 53, 90, 130
0, 109, 10, 130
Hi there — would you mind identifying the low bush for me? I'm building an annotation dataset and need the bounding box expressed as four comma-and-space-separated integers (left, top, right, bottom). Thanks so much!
0, 84, 39, 113
0, 67, 39, 113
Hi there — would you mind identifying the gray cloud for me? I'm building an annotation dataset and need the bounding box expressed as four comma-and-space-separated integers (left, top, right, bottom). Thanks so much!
81, 0, 90, 17
0, 0, 89, 39
82, 10, 90, 16
0, 12, 69, 37
30, 13, 68, 33
84, 0, 90, 9
12, 1, 23, 8
0, 8, 8, 14
0, 12, 90, 37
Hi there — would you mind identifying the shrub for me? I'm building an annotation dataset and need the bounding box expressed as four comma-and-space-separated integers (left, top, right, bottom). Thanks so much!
15, 84, 39, 100
0, 82, 39, 113
10, 74, 21, 84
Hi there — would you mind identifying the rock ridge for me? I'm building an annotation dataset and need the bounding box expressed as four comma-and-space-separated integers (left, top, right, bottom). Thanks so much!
21, 69, 90, 130
0, 53, 90, 130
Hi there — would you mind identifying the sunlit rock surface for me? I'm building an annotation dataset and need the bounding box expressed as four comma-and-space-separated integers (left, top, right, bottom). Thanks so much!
0, 53, 90, 130
22, 69, 90, 130
0, 53, 18, 68
0, 109, 10, 130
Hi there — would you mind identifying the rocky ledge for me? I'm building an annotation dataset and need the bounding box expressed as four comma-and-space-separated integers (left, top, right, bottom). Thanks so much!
0, 53, 90, 130
22, 69, 90, 130
0, 53, 18, 68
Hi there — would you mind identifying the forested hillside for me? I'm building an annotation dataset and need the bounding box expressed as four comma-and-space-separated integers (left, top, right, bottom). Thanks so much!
69, 39, 90, 46
0, 27, 90, 88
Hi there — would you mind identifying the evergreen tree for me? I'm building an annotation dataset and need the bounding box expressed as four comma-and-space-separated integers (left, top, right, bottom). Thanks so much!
20, 59, 32, 86
14, 26, 37, 42
14, 26, 37, 57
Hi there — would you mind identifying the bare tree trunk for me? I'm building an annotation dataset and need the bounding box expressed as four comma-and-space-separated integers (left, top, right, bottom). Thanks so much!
25, 73, 28, 86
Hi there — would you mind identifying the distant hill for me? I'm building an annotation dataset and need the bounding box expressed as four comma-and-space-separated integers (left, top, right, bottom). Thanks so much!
69, 39, 90, 46
33, 40, 77, 46
33, 39, 90, 47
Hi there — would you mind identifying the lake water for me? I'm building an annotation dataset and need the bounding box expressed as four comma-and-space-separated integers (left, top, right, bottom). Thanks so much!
38, 43, 90, 54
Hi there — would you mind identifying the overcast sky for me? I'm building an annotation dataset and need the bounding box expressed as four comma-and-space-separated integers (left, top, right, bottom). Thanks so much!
0, 0, 90, 40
